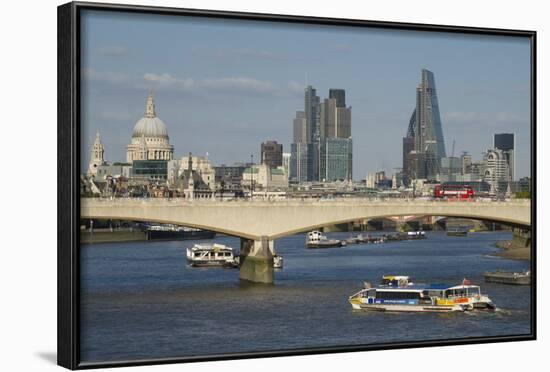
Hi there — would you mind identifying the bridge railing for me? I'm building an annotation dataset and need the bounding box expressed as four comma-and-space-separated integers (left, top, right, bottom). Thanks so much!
81, 196, 531, 207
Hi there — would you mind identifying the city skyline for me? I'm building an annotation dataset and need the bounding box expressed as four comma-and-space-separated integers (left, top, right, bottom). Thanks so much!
81, 9, 531, 178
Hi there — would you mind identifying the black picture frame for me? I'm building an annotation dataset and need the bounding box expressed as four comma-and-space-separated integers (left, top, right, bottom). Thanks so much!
58, 1, 537, 369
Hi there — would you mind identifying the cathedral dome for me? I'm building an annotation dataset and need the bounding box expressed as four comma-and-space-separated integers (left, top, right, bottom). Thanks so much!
132, 116, 168, 139
131, 93, 169, 139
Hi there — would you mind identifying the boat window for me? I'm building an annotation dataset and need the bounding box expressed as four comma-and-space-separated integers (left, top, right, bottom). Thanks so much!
446, 289, 469, 298
376, 291, 420, 300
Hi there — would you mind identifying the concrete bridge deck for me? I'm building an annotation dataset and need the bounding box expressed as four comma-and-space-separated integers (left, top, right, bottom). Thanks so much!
81, 198, 531, 283
81, 198, 530, 239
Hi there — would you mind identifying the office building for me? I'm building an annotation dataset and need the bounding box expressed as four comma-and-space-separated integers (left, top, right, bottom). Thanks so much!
403, 69, 447, 181
320, 138, 353, 181
319, 88, 352, 180
282, 153, 291, 180
290, 142, 318, 182
402, 136, 415, 185
261, 140, 283, 168
242, 164, 288, 190
494, 133, 515, 180
291, 86, 352, 182
304, 85, 320, 143
366, 173, 376, 188
320, 99, 352, 139
290, 86, 320, 182
329, 89, 346, 107
130, 160, 168, 181
293, 111, 307, 143
461, 152, 472, 175
483, 148, 510, 194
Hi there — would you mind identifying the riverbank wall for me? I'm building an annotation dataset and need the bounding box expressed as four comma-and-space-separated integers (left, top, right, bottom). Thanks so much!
80, 229, 146, 244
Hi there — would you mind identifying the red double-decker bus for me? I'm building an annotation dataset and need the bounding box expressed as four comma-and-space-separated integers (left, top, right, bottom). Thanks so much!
434, 184, 474, 199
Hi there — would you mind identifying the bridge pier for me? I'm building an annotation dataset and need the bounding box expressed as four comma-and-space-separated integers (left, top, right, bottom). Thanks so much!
239, 236, 274, 284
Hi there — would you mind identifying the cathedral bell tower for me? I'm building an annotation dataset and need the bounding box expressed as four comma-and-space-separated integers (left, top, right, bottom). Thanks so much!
88, 131, 106, 176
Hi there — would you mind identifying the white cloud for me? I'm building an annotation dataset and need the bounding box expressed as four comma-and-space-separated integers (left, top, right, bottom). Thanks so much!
82, 68, 129, 84
143, 73, 275, 94
83, 68, 300, 98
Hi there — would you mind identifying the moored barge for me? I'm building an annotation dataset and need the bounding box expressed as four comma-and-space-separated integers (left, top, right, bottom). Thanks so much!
484, 270, 531, 285
146, 224, 216, 241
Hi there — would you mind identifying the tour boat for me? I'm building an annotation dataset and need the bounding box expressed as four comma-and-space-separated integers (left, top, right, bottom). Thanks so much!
306, 231, 344, 248
186, 243, 237, 267
349, 278, 495, 312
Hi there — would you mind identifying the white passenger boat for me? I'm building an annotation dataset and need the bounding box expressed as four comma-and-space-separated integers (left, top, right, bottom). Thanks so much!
349, 278, 495, 312
306, 231, 344, 248
186, 243, 237, 267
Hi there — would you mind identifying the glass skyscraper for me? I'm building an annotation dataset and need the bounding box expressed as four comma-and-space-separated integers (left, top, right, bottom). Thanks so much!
304, 85, 320, 143
329, 89, 346, 108
320, 138, 353, 181
403, 69, 447, 181
290, 142, 318, 182
291, 86, 352, 182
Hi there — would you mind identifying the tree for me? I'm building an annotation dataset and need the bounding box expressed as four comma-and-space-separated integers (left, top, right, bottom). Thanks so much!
514, 190, 531, 199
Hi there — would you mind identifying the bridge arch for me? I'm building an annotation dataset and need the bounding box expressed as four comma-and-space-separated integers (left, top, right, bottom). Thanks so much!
82, 213, 259, 240
269, 213, 529, 240
81, 199, 531, 241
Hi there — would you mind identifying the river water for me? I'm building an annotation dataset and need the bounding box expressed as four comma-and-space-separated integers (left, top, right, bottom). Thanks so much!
80, 231, 532, 363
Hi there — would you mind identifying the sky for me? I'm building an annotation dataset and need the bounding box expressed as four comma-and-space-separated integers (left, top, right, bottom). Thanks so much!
80, 9, 532, 179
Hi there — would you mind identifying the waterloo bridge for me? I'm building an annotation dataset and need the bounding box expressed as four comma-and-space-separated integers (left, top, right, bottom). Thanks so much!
81, 198, 531, 283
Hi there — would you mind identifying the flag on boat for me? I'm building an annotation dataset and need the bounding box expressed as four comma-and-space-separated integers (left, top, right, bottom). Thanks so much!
463, 278, 471, 285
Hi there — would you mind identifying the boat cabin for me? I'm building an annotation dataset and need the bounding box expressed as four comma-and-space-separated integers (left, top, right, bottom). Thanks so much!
381, 275, 411, 287
307, 231, 326, 242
